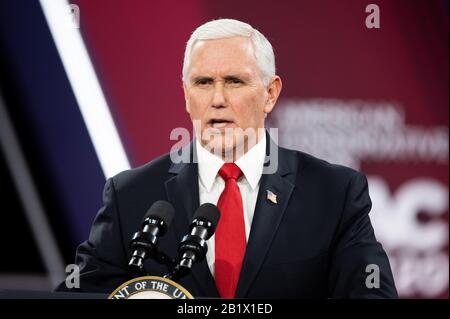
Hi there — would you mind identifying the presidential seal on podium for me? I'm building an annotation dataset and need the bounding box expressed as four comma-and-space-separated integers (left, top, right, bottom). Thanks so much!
108, 276, 194, 299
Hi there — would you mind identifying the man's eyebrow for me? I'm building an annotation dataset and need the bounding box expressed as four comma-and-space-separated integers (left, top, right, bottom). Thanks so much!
190, 74, 250, 83
223, 75, 247, 81
191, 76, 214, 83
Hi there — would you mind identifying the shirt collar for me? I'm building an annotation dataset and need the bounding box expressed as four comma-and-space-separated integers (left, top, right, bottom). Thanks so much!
196, 139, 225, 192
196, 134, 266, 192
235, 134, 266, 190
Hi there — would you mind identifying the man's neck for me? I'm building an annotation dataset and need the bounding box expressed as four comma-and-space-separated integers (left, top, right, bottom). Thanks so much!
200, 130, 266, 162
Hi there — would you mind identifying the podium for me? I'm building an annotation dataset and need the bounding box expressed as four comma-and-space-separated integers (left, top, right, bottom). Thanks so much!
0, 290, 107, 299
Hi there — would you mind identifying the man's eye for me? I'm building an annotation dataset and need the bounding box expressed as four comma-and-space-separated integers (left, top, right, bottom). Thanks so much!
227, 78, 243, 85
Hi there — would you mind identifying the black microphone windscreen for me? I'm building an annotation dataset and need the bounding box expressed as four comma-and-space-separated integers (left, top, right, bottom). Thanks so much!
193, 203, 221, 230
144, 200, 175, 226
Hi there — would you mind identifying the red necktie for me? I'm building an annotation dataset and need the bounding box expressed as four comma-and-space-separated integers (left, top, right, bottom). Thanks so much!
215, 163, 246, 298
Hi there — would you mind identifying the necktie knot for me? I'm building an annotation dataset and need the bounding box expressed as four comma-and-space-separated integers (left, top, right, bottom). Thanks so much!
219, 163, 243, 182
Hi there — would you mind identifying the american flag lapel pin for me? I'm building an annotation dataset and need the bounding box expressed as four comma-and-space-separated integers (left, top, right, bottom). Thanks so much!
266, 190, 277, 204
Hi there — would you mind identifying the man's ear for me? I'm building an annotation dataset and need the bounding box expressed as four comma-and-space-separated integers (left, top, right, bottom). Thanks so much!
264, 76, 282, 114
183, 82, 191, 114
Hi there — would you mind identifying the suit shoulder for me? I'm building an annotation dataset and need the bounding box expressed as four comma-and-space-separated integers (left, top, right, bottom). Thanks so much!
280, 146, 363, 182
110, 152, 173, 190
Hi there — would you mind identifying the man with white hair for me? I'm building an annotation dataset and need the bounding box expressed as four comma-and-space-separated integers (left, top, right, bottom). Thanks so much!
56, 19, 397, 298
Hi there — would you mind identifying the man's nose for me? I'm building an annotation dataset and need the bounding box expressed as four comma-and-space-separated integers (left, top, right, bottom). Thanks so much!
211, 82, 226, 108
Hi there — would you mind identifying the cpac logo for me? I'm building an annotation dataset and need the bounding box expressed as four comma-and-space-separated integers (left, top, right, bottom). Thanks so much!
369, 177, 449, 297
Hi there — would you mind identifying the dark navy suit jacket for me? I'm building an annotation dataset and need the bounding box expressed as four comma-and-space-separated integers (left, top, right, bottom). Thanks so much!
56, 137, 397, 298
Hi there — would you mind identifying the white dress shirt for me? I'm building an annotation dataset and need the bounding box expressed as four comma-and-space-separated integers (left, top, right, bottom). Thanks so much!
196, 135, 266, 278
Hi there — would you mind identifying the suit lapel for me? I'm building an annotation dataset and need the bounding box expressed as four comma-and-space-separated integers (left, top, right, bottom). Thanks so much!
164, 142, 219, 297
235, 138, 298, 298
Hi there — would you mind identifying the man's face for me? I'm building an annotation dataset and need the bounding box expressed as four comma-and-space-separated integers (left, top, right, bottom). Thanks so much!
183, 36, 281, 160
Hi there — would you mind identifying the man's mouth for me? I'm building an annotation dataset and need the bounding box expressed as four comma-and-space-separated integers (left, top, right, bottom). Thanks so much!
208, 119, 234, 129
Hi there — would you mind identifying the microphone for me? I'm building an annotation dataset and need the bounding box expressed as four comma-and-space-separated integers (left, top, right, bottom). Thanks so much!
128, 200, 175, 273
166, 203, 220, 281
